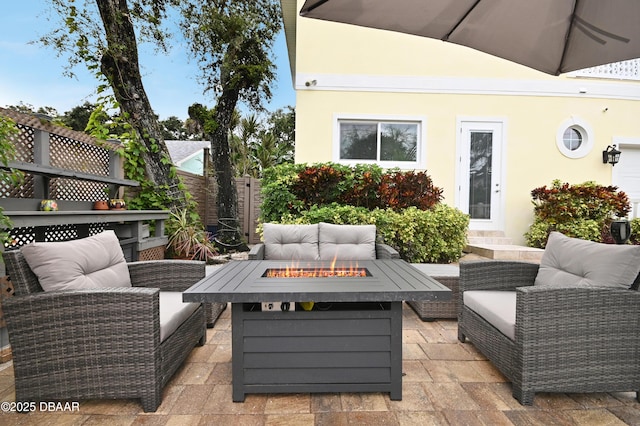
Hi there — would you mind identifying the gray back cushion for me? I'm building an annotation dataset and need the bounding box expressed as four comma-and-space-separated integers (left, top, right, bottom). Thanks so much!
318, 222, 376, 260
534, 232, 640, 289
263, 223, 320, 260
20, 230, 131, 292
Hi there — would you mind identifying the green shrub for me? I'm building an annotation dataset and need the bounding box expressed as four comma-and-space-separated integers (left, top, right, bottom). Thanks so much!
260, 163, 305, 222
338, 163, 384, 209
525, 219, 602, 248
281, 203, 375, 226
525, 180, 631, 247
630, 218, 640, 245
273, 203, 468, 263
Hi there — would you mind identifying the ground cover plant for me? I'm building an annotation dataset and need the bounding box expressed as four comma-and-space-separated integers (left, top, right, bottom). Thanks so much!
525, 179, 633, 248
260, 163, 469, 263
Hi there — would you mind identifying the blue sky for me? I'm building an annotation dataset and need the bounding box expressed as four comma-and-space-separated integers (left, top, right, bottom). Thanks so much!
0, 2, 295, 120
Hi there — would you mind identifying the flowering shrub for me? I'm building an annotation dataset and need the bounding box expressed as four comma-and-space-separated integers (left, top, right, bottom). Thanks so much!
525, 180, 631, 248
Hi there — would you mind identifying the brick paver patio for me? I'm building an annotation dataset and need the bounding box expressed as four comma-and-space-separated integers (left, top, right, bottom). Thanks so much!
0, 303, 639, 425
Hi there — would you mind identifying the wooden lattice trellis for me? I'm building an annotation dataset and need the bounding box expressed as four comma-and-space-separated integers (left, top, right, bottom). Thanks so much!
1, 124, 113, 202
5, 223, 109, 250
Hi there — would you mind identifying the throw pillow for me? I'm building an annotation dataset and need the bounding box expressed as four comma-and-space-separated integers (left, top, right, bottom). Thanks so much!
534, 231, 640, 289
21, 230, 132, 291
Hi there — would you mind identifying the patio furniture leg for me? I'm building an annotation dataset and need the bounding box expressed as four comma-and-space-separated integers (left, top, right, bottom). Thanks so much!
233, 387, 246, 403
141, 392, 162, 413
512, 385, 534, 406
457, 330, 466, 343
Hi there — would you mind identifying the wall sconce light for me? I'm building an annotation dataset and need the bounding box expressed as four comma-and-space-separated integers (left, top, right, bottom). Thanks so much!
602, 144, 621, 166
305, 79, 317, 87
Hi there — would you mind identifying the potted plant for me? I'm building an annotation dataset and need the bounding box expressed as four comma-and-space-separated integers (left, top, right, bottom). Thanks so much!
93, 200, 109, 210
167, 209, 217, 261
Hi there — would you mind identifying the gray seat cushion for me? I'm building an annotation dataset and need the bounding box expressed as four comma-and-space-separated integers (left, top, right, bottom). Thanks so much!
534, 232, 640, 289
318, 222, 376, 260
263, 223, 320, 260
159, 292, 200, 342
463, 290, 516, 340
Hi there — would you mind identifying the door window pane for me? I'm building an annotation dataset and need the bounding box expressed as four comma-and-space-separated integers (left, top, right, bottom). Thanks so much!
469, 132, 492, 219
380, 123, 418, 161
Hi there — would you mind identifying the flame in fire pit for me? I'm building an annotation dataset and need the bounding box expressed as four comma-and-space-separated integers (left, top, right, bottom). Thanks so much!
263, 260, 369, 278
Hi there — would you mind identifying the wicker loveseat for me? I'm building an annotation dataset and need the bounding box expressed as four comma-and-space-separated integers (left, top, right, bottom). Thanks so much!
248, 222, 400, 260
458, 232, 640, 405
2, 231, 207, 412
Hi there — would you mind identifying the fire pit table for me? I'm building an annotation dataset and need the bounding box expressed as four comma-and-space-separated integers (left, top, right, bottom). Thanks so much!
183, 259, 451, 402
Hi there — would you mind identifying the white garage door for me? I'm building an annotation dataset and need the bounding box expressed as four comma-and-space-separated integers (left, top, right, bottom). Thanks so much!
613, 142, 640, 219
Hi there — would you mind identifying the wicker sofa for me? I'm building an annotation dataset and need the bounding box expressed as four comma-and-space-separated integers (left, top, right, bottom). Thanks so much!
458, 232, 640, 405
2, 231, 207, 412
407, 263, 459, 320
248, 222, 400, 260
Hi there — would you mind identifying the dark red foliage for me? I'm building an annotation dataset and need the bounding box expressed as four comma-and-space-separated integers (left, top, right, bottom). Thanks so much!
378, 171, 443, 211
291, 164, 443, 211
291, 164, 347, 208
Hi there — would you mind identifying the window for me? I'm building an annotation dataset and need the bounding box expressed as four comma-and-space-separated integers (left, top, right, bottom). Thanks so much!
556, 117, 593, 159
335, 116, 425, 168
562, 128, 582, 151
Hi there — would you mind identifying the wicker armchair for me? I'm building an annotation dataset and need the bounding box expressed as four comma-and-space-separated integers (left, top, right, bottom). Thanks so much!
2, 250, 207, 412
458, 260, 640, 405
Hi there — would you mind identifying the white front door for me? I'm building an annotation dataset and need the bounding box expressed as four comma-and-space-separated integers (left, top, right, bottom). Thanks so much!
612, 138, 640, 219
457, 120, 505, 230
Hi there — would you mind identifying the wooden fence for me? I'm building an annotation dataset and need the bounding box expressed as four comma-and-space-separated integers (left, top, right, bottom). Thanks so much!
177, 169, 262, 245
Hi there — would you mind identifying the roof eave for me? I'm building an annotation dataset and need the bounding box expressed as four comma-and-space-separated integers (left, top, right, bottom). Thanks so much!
280, 0, 298, 86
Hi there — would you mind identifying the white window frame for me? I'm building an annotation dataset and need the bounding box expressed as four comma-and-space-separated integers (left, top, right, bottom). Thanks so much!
555, 116, 594, 159
333, 114, 426, 169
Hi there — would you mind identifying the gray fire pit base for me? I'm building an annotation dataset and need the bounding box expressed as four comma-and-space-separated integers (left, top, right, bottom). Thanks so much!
231, 301, 403, 402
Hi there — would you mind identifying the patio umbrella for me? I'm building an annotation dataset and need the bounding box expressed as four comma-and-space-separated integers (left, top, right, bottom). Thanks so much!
299, 0, 640, 75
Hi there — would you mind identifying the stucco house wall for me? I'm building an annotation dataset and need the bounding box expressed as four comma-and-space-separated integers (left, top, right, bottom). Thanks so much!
282, 0, 640, 244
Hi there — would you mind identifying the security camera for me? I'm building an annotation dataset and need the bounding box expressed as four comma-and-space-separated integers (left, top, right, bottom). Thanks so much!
305, 79, 317, 87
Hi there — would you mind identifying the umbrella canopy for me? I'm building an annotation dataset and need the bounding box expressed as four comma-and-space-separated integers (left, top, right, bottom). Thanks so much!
300, 0, 640, 75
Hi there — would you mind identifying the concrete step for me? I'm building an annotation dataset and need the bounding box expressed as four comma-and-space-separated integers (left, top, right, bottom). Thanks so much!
467, 230, 507, 237
466, 230, 513, 251
465, 243, 544, 262
466, 230, 513, 245
466, 236, 514, 245
465, 230, 543, 262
